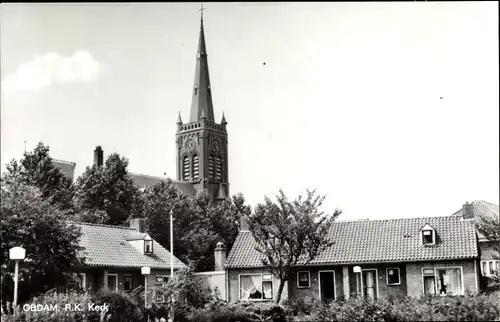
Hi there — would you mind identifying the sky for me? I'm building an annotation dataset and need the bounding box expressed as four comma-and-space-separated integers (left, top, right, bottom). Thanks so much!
1, 2, 498, 221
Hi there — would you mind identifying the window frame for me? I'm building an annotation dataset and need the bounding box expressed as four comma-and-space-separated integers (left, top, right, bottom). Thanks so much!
238, 273, 274, 301
420, 266, 464, 296
155, 275, 170, 303
386, 267, 401, 286
123, 274, 134, 291
73, 273, 86, 289
421, 229, 435, 245
297, 271, 311, 288
481, 260, 499, 276
107, 273, 118, 292
144, 239, 153, 254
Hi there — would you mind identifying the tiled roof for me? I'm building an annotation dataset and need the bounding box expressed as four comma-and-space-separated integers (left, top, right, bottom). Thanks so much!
129, 173, 197, 197
52, 159, 76, 181
451, 200, 499, 241
69, 221, 186, 269
225, 215, 478, 268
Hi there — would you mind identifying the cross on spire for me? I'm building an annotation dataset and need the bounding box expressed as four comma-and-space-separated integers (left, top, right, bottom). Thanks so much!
199, 4, 206, 20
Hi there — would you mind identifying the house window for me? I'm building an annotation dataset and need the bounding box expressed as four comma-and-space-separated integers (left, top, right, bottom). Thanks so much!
422, 267, 463, 295
386, 268, 400, 285
124, 274, 133, 291
297, 271, 311, 288
73, 273, 86, 289
422, 230, 434, 245
144, 239, 153, 254
239, 274, 273, 300
155, 275, 170, 303
481, 260, 499, 276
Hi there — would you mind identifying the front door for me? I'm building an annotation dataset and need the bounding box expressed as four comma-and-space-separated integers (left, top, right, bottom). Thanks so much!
362, 269, 378, 300
319, 271, 335, 303
107, 274, 118, 292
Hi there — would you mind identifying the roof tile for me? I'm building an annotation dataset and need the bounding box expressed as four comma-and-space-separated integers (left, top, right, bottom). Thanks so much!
225, 215, 478, 268
70, 221, 186, 269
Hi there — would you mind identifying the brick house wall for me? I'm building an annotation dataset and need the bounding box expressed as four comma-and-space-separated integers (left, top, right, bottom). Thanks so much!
288, 264, 407, 301
227, 268, 288, 303
405, 259, 478, 298
288, 266, 344, 301
79, 267, 174, 305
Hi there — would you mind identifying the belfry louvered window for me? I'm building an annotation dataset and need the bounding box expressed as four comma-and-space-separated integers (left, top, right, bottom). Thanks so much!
183, 156, 190, 181
215, 156, 222, 181
208, 155, 214, 179
192, 155, 199, 180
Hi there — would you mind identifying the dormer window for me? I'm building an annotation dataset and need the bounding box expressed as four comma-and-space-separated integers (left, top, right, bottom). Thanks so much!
144, 236, 153, 254
420, 224, 436, 246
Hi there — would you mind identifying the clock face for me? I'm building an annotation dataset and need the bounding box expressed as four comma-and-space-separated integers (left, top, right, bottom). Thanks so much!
212, 140, 220, 151
186, 139, 196, 151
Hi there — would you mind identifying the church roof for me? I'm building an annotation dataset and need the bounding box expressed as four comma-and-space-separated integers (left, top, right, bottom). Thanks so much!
225, 215, 478, 268
129, 172, 197, 197
69, 221, 186, 269
189, 12, 214, 122
52, 159, 76, 181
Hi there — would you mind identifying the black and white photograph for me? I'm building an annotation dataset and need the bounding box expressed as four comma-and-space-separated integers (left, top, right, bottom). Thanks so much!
1, 2, 499, 321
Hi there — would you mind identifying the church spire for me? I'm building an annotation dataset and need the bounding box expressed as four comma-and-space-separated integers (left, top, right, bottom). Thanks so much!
190, 4, 214, 123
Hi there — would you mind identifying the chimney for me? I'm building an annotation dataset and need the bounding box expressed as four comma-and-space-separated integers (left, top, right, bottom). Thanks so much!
93, 146, 103, 167
130, 218, 146, 233
214, 242, 226, 271
462, 202, 474, 220
240, 216, 249, 231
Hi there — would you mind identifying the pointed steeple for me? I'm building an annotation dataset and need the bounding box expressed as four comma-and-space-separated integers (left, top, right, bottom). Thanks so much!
221, 112, 227, 125
190, 5, 215, 123
177, 111, 183, 124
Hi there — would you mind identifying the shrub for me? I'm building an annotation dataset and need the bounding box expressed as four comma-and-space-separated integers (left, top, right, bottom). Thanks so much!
89, 289, 143, 322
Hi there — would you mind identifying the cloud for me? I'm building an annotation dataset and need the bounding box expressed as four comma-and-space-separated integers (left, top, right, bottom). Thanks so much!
1, 51, 102, 92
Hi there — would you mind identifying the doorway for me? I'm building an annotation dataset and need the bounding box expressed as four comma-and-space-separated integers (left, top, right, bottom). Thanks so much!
361, 269, 378, 300
319, 271, 335, 303
107, 273, 118, 292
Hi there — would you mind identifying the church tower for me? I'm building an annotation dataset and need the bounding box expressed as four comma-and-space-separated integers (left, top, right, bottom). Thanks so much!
176, 8, 229, 200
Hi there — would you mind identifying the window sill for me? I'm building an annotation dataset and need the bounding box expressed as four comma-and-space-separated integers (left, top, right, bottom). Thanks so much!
297, 286, 311, 289
239, 299, 273, 302
387, 283, 401, 286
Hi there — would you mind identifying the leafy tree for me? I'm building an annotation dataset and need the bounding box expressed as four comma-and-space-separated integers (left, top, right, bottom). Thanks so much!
248, 189, 341, 303
139, 180, 248, 272
208, 193, 250, 254
2, 142, 74, 210
139, 180, 217, 271
74, 153, 139, 225
158, 263, 213, 310
477, 213, 500, 291
0, 176, 84, 305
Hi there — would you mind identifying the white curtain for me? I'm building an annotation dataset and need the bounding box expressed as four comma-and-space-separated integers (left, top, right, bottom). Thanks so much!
262, 281, 272, 299
240, 276, 262, 300
424, 276, 436, 295
447, 268, 462, 295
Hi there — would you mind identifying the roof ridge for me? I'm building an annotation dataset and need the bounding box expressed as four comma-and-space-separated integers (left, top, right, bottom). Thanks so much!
53, 159, 77, 166
128, 172, 167, 180
66, 220, 136, 230
336, 214, 460, 224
